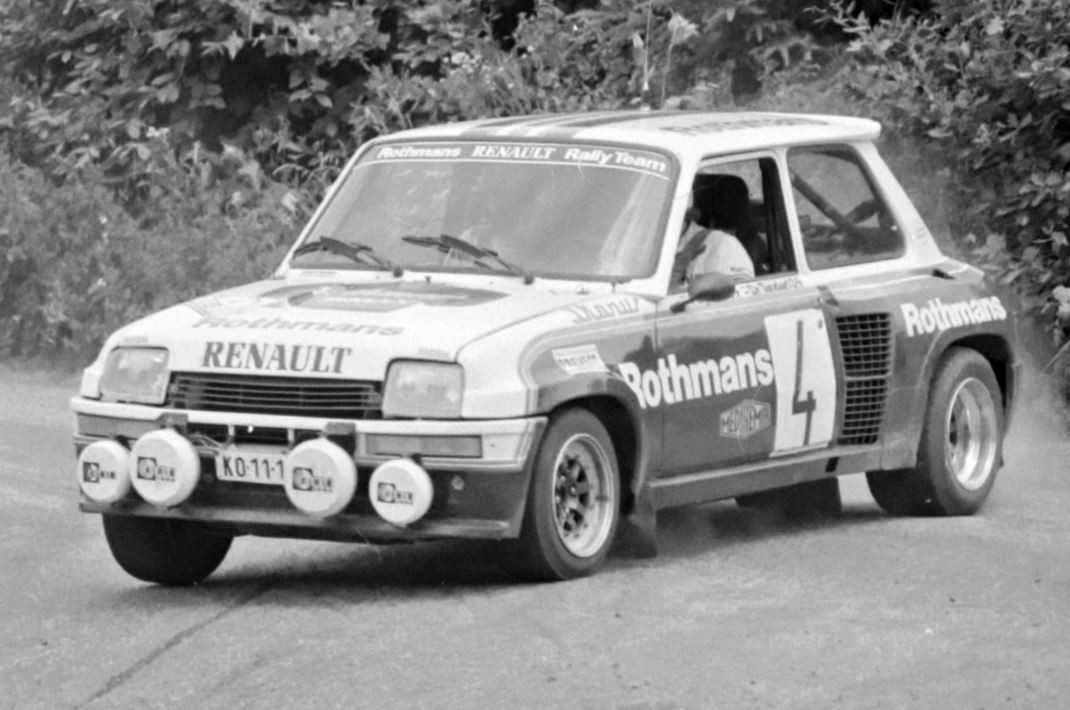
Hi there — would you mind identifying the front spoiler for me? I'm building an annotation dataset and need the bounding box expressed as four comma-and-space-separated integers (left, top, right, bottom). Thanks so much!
79, 499, 519, 542
72, 397, 547, 542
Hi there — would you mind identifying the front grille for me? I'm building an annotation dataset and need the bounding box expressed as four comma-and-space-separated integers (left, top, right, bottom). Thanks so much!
836, 314, 892, 445
186, 423, 306, 446
167, 373, 383, 419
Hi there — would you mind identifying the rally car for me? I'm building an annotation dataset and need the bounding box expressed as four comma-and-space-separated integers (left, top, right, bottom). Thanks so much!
72, 110, 1019, 585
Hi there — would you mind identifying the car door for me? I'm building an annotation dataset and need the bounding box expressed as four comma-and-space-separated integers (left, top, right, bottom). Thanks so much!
655, 290, 841, 476
653, 154, 842, 477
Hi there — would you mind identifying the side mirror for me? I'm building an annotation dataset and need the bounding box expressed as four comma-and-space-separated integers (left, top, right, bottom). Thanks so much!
670, 272, 736, 314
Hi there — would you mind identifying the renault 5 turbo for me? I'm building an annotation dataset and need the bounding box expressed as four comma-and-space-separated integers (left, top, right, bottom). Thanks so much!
72, 111, 1019, 585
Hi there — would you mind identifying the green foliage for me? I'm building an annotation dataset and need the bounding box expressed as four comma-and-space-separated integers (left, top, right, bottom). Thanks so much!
686, 0, 823, 81
827, 0, 1070, 337
1, 0, 676, 197
0, 0, 832, 195
1, 0, 676, 363
0, 142, 298, 363
2, 0, 387, 191
350, 0, 639, 138
0, 0, 912, 367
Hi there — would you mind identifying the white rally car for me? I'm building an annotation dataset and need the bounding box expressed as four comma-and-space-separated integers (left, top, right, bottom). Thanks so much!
72, 111, 1019, 585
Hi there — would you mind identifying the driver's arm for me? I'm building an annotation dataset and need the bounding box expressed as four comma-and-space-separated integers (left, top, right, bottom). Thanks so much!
687, 231, 755, 283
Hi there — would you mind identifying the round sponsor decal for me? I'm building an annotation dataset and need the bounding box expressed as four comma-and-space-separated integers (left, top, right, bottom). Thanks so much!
283, 439, 357, 518
260, 282, 506, 313
129, 429, 201, 508
369, 459, 433, 527
78, 440, 132, 504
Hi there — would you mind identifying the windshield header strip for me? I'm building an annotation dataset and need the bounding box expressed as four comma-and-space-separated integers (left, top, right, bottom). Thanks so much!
365, 141, 672, 180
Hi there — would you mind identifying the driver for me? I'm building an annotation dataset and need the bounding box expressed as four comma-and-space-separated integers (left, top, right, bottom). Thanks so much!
672, 174, 755, 287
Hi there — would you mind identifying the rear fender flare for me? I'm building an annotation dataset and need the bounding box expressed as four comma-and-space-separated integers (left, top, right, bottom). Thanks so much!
886, 330, 1015, 470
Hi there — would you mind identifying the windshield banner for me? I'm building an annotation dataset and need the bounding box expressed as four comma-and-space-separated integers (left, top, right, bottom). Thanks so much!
368, 142, 671, 179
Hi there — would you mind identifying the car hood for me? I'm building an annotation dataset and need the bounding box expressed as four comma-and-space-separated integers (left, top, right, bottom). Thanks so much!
118, 276, 630, 380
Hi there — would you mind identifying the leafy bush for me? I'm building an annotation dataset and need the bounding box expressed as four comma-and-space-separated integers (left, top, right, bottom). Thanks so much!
349, 0, 641, 139
1, 0, 830, 190
0, 0, 657, 191
826, 0, 1069, 344
1, 0, 667, 364
0, 142, 299, 363
2, 0, 966, 369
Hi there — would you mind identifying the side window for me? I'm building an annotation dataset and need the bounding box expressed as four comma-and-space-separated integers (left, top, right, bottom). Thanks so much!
674, 156, 794, 292
788, 146, 904, 270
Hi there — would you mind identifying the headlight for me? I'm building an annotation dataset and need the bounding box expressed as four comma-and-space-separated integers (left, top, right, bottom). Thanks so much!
383, 361, 463, 419
98, 348, 170, 404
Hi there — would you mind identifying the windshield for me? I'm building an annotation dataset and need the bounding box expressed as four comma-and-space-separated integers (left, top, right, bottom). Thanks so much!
292, 141, 675, 281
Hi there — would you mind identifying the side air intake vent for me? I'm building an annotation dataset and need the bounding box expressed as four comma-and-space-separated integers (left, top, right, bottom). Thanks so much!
836, 314, 892, 445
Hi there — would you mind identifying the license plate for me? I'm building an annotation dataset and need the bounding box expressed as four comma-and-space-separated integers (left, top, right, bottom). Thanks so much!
215, 447, 286, 486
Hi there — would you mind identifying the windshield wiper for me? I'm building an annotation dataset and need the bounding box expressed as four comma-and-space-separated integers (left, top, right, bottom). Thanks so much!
402, 233, 534, 284
293, 236, 402, 275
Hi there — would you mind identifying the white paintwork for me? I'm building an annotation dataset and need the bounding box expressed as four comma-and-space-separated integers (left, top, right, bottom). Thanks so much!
764, 309, 837, 455
76, 110, 950, 444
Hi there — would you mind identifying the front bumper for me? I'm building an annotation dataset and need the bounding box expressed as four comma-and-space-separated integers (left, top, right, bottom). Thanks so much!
72, 397, 546, 542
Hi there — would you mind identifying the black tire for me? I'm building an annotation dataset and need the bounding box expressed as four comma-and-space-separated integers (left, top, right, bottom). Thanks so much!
103, 515, 233, 586
509, 409, 620, 581
867, 348, 1003, 516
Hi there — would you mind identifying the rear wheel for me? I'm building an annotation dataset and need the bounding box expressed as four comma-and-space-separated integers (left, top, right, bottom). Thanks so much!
867, 348, 1003, 516
509, 409, 620, 581
103, 515, 232, 586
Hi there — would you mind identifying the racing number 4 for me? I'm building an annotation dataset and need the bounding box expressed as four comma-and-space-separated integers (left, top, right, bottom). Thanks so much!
791, 319, 818, 445
764, 309, 837, 454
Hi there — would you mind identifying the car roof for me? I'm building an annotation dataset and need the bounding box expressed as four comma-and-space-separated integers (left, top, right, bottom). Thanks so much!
387, 110, 882, 158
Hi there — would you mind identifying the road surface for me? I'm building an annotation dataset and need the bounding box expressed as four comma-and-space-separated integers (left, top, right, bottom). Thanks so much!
1, 365, 1068, 709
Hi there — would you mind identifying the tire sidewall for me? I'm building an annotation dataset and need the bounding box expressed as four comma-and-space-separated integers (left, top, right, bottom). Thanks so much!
523, 408, 620, 580
919, 348, 1004, 515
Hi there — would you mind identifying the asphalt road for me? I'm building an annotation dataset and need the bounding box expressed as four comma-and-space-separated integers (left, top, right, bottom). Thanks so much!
2, 365, 1068, 709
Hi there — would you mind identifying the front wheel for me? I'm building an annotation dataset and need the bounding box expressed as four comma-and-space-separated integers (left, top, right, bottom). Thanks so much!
867, 348, 1003, 516
509, 409, 620, 581
103, 515, 233, 586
